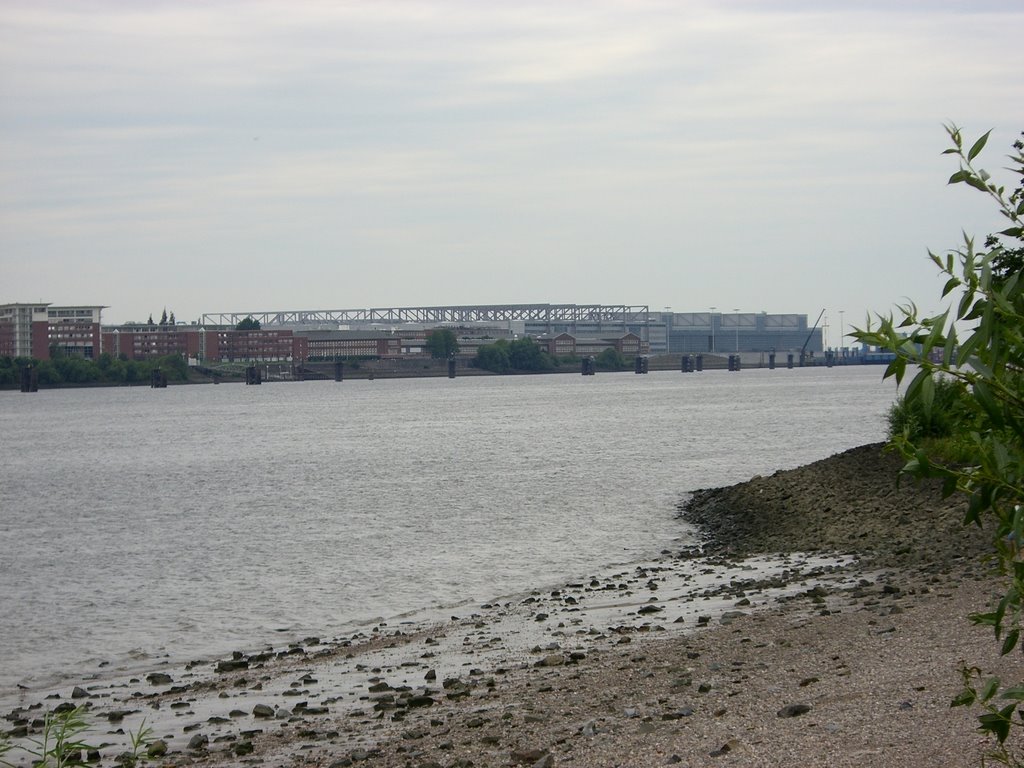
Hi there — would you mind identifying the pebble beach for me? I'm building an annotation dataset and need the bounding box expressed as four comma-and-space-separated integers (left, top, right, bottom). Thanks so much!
3, 443, 1017, 767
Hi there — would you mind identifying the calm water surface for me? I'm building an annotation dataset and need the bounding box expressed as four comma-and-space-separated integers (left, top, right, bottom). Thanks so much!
0, 366, 898, 693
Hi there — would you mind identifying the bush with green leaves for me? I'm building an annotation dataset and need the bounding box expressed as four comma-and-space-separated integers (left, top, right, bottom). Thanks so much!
886, 374, 977, 441
854, 124, 1024, 765
595, 347, 627, 371
474, 337, 555, 373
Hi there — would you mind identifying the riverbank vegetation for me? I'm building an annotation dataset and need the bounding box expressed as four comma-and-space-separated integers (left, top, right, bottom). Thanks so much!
0, 351, 190, 388
855, 125, 1024, 764
472, 337, 558, 373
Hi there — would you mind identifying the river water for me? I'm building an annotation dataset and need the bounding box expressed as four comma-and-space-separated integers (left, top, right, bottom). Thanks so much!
0, 366, 898, 695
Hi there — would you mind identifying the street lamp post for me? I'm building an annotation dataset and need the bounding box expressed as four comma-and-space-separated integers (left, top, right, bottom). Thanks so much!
709, 306, 716, 352
839, 310, 845, 354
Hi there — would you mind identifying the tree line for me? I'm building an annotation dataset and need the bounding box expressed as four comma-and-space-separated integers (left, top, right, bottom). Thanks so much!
0, 350, 190, 388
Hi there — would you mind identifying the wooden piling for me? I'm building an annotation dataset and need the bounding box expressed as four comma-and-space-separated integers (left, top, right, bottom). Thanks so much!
20, 364, 38, 392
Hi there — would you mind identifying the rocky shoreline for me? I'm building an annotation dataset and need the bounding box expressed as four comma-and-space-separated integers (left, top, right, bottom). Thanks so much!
2, 443, 1013, 767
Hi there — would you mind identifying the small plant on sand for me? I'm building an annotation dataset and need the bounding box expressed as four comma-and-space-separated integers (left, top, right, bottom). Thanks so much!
18, 705, 95, 767
855, 125, 1024, 765
121, 718, 155, 766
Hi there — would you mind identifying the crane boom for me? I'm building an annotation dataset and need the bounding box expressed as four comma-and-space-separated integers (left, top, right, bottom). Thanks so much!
801, 309, 826, 357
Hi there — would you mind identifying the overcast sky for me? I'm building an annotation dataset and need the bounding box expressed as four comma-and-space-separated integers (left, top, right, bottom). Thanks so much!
1, 1, 1022, 338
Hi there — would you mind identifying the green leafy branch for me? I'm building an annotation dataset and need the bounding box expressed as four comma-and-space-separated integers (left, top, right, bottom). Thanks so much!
854, 124, 1024, 763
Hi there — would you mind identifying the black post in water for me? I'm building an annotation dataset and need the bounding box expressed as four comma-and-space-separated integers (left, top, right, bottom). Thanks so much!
769, 352, 776, 370
727, 354, 735, 372
448, 358, 456, 378
581, 357, 596, 375
787, 353, 794, 369
734, 355, 741, 371
334, 361, 343, 382
246, 365, 261, 385
695, 354, 703, 372
151, 368, 167, 388
826, 351, 834, 368
20, 364, 38, 392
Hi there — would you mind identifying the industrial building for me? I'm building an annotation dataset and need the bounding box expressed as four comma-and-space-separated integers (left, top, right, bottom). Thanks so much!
3, 301, 824, 364
201, 304, 823, 355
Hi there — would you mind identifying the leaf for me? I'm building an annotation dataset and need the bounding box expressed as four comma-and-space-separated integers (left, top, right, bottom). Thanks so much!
967, 129, 992, 161
919, 374, 935, 420
967, 174, 991, 192
952, 688, 977, 707
971, 610, 999, 627
982, 677, 1001, 703
979, 706, 1015, 743
948, 170, 970, 185
1001, 629, 1020, 656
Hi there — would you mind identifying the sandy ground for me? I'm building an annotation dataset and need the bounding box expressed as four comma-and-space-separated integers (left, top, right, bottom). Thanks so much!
3, 444, 1021, 767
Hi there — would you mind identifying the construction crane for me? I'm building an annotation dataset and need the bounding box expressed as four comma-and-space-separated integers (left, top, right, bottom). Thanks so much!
800, 309, 826, 360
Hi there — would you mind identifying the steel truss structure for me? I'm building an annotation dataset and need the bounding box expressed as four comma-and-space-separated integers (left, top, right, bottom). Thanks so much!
201, 304, 651, 327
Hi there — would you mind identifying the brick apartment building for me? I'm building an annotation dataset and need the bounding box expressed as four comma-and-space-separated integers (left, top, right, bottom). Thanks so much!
536, 332, 648, 358
102, 325, 308, 363
0, 303, 104, 359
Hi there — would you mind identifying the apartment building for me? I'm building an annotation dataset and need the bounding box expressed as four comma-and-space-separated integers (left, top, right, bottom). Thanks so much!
0, 303, 104, 359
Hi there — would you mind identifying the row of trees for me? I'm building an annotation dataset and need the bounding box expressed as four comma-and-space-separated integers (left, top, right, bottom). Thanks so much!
474, 337, 555, 373
146, 308, 177, 326
0, 351, 190, 388
855, 126, 1024, 763
472, 338, 633, 374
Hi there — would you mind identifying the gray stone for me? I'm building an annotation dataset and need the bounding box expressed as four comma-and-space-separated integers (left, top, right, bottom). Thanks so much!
252, 704, 275, 718
146, 673, 173, 686
216, 659, 248, 673
777, 703, 812, 718
186, 733, 208, 751
512, 748, 547, 764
